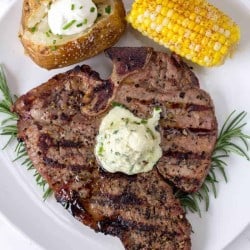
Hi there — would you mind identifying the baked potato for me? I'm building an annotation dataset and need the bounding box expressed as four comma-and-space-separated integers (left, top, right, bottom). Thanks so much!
19, 0, 126, 69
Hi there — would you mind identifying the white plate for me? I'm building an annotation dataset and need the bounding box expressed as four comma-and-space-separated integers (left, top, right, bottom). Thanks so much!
0, 1, 250, 250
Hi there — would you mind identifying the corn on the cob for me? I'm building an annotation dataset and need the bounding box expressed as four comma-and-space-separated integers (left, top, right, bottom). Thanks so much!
127, 0, 240, 67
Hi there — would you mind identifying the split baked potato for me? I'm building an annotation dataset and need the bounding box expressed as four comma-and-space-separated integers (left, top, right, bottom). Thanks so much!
19, 0, 126, 69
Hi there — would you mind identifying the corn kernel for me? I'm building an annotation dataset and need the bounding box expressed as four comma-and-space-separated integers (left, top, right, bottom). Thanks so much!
182, 18, 189, 28
204, 56, 211, 64
162, 18, 169, 26
173, 24, 179, 33
144, 18, 150, 27
205, 30, 212, 37
213, 42, 222, 51
221, 46, 228, 55
212, 24, 219, 32
184, 30, 191, 38
156, 25, 163, 33
162, 27, 169, 36
151, 23, 157, 30
156, 5, 162, 13
150, 13, 157, 21
195, 44, 201, 52
161, 7, 168, 16
190, 13, 196, 21
190, 32, 196, 40
144, 10, 150, 18
218, 35, 226, 44
187, 21, 195, 30
167, 9, 174, 18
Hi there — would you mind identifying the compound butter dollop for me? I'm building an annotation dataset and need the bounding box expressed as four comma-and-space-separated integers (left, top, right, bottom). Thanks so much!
95, 106, 162, 175
48, 0, 97, 36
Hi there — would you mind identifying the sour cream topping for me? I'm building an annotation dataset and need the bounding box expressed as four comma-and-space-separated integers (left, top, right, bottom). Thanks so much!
95, 106, 162, 175
48, 0, 97, 36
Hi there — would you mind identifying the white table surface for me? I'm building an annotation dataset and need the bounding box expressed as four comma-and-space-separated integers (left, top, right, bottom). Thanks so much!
1, 1, 250, 250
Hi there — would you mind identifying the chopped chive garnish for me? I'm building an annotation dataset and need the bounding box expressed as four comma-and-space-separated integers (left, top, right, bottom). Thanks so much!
90, 7, 95, 12
105, 5, 111, 14
63, 20, 76, 30
98, 143, 104, 156
57, 34, 63, 39
76, 23, 83, 27
133, 121, 141, 125
71, 4, 75, 10
29, 26, 36, 33
49, 29, 52, 34
141, 119, 147, 124
45, 31, 50, 37
51, 46, 57, 51
79, 5, 83, 9
76, 18, 87, 27
53, 40, 56, 45
97, 13, 102, 18
146, 127, 155, 139
112, 102, 127, 109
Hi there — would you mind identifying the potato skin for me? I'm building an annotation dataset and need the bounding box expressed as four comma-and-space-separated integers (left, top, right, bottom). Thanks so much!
19, 0, 126, 70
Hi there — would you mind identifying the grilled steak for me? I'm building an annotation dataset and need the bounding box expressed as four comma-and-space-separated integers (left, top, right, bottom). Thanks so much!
107, 47, 217, 193
13, 47, 217, 249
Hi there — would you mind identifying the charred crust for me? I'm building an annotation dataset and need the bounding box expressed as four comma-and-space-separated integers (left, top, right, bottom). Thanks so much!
38, 134, 53, 151
171, 53, 199, 87
55, 188, 97, 228
105, 47, 153, 75
81, 79, 114, 115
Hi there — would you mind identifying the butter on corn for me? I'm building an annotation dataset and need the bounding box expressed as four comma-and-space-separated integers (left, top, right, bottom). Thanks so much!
127, 0, 240, 67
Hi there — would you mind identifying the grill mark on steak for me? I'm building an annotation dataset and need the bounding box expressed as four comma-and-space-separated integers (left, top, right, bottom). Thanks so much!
101, 193, 144, 206
157, 156, 211, 193
39, 133, 85, 149
121, 226, 190, 250
162, 150, 208, 160
162, 127, 217, 135
98, 216, 157, 234
127, 98, 213, 111
13, 47, 218, 250
43, 156, 64, 168
160, 110, 217, 130
43, 156, 87, 171
93, 198, 184, 224
58, 140, 84, 148
186, 104, 212, 112
167, 176, 202, 193
46, 138, 85, 148
114, 85, 211, 105
161, 136, 216, 156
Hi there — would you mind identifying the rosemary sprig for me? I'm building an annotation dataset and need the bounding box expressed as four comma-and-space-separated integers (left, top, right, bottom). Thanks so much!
14, 141, 52, 200
176, 111, 250, 216
0, 65, 52, 200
